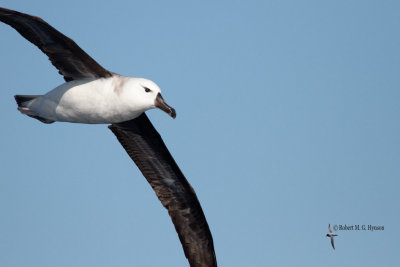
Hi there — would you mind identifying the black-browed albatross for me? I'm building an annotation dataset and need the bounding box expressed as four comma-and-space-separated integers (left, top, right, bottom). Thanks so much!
0, 7, 217, 267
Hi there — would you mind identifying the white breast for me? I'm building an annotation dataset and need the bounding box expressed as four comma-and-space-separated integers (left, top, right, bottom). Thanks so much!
27, 76, 146, 124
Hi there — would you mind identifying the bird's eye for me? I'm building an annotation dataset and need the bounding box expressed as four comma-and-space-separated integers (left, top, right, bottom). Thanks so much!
144, 87, 151, 93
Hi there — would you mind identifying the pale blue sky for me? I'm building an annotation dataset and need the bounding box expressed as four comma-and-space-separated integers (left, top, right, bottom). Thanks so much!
0, 1, 399, 266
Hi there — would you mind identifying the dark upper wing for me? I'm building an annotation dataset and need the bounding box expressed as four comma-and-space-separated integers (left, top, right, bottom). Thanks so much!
109, 113, 217, 267
0, 7, 112, 81
1, 7, 216, 266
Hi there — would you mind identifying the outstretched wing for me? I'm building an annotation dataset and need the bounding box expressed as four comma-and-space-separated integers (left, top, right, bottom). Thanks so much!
330, 237, 335, 250
109, 114, 217, 267
1, 7, 217, 266
328, 224, 332, 233
0, 7, 112, 81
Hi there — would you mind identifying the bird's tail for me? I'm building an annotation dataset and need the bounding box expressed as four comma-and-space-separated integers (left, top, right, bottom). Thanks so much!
14, 95, 40, 106
14, 95, 55, 124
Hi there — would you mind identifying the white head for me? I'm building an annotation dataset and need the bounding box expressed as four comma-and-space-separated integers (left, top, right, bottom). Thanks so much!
124, 78, 176, 118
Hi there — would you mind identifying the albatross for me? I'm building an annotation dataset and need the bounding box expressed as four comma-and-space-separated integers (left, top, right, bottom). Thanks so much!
0, 7, 217, 267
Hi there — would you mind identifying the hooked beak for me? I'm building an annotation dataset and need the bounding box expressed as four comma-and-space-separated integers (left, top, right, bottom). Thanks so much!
155, 93, 176, 119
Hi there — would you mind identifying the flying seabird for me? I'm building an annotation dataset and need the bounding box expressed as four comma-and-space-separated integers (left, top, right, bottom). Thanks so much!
326, 224, 338, 250
0, 7, 217, 267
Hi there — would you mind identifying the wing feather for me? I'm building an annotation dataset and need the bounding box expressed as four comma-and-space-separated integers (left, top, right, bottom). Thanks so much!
0, 7, 112, 81
1, 7, 216, 266
109, 113, 217, 267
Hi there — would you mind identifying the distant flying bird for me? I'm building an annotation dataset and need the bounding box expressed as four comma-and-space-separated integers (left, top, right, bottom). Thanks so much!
326, 224, 338, 250
0, 7, 216, 267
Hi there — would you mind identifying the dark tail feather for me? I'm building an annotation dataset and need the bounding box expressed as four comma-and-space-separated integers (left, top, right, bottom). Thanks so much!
14, 95, 55, 124
14, 95, 41, 107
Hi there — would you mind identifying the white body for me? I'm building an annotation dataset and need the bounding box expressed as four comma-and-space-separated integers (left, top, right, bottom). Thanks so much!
25, 75, 162, 124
